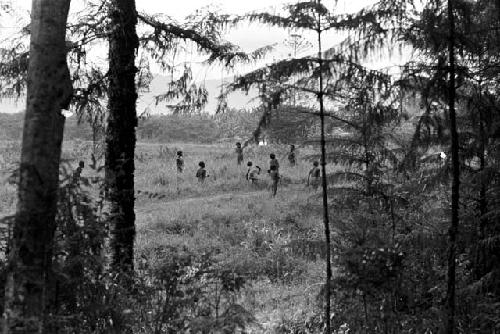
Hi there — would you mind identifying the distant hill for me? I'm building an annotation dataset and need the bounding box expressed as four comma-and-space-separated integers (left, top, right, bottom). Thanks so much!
137, 114, 221, 143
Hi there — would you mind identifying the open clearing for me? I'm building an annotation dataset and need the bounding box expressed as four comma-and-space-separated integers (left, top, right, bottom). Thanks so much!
1, 140, 330, 332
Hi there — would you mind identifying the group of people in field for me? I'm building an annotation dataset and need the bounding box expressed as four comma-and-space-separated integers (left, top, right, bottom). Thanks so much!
175, 150, 209, 183
243, 151, 281, 196
72, 142, 323, 197
175, 142, 322, 197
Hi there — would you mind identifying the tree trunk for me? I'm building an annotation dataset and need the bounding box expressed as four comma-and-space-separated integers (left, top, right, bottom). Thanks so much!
106, 0, 139, 273
3, 0, 72, 332
446, 0, 460, 333
316, 1, 332, 333
474, 96, 488, 281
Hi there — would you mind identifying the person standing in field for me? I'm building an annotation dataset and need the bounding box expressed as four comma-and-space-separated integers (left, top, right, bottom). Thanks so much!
175, 151, 184, 193
235, 142, 244, 165
246, 161, 253, 181
268, 164, 280, 196
269, 153, 280, 172
176, 151, 184, 173
196, 161, 208, 183
288, 145, 296, 166
307, 161, 321, 190
71, 160, 85, 220
72, 160, 84, 185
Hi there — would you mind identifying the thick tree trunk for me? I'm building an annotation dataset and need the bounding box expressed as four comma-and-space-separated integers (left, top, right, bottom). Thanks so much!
106, 0, 139, 273
2, 0, 72, 332
446, 0, 460, 333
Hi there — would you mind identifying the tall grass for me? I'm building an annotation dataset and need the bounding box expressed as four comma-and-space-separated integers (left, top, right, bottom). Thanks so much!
0, 141, 20, 216
134, 142, 333, 200
1, 139, 332, 332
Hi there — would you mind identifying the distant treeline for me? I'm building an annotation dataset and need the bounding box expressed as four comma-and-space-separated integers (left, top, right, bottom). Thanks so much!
0, 113, 223, 143
137, 114, 222, 143
0, 107, 343, 144
0, 112, 95, 141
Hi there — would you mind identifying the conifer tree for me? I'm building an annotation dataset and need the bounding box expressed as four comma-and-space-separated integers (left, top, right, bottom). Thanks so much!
381, 0, 499, 331
221, 1, 401, 331
1, 0, 267, 269
392, 0, 499, 330
104, 5, 269, 273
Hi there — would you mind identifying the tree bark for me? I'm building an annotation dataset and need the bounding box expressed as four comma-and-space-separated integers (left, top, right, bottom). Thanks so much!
446, 0, 460, 333
106, 0, 139, 273
3, 0, 72, 332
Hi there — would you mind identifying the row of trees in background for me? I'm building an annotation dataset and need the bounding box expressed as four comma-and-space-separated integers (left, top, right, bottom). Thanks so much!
0, 0, 499, 332
0, 109, 313, 144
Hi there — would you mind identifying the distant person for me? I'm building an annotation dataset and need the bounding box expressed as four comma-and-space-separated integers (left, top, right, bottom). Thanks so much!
196, 161, 208, 183
176, 151, 184, 173
246, 161, 261, 184
268, 164, 280, 197
246, 161, 253, 181
72, 160, 84, 185
307, 161, 321, 190
235, 142, 244, 165
288, 145, 296, 166
269, 153, 280, 172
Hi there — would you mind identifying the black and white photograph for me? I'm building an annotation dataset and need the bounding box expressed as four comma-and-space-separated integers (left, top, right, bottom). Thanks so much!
0, 0, 499, 332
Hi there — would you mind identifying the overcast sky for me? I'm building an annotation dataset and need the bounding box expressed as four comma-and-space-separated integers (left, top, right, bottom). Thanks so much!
1, 0, 399, 113
3, 0, 376, 21
0, 0, 391, 84
1, 0, 378, 63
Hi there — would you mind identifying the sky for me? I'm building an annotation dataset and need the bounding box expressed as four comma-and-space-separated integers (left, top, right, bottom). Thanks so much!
138, 0, 380, 79
1, 0, 379, 63
1, 0, 399, 113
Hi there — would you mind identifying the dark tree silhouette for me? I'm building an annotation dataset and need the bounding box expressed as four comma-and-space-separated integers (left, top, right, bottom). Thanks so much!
445, 0, 459, 332
105, 0, 139, 273
3, 0, 72, 332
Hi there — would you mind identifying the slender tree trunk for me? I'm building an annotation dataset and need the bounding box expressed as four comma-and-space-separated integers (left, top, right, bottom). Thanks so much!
3, 0, 72, 332
363, 294, 369, 334
316, 1, 332, 332
474, 97, 488, 280
446, 0, 460, 333
106, 0, 139, 273
477, 89, 487, 233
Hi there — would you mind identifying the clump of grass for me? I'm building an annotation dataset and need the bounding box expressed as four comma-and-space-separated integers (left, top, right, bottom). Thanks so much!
238, 266, 325, 332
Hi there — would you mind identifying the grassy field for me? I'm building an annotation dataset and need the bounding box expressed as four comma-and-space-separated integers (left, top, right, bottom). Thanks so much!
0, 140, 334, 332
134, 142, 331, 332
